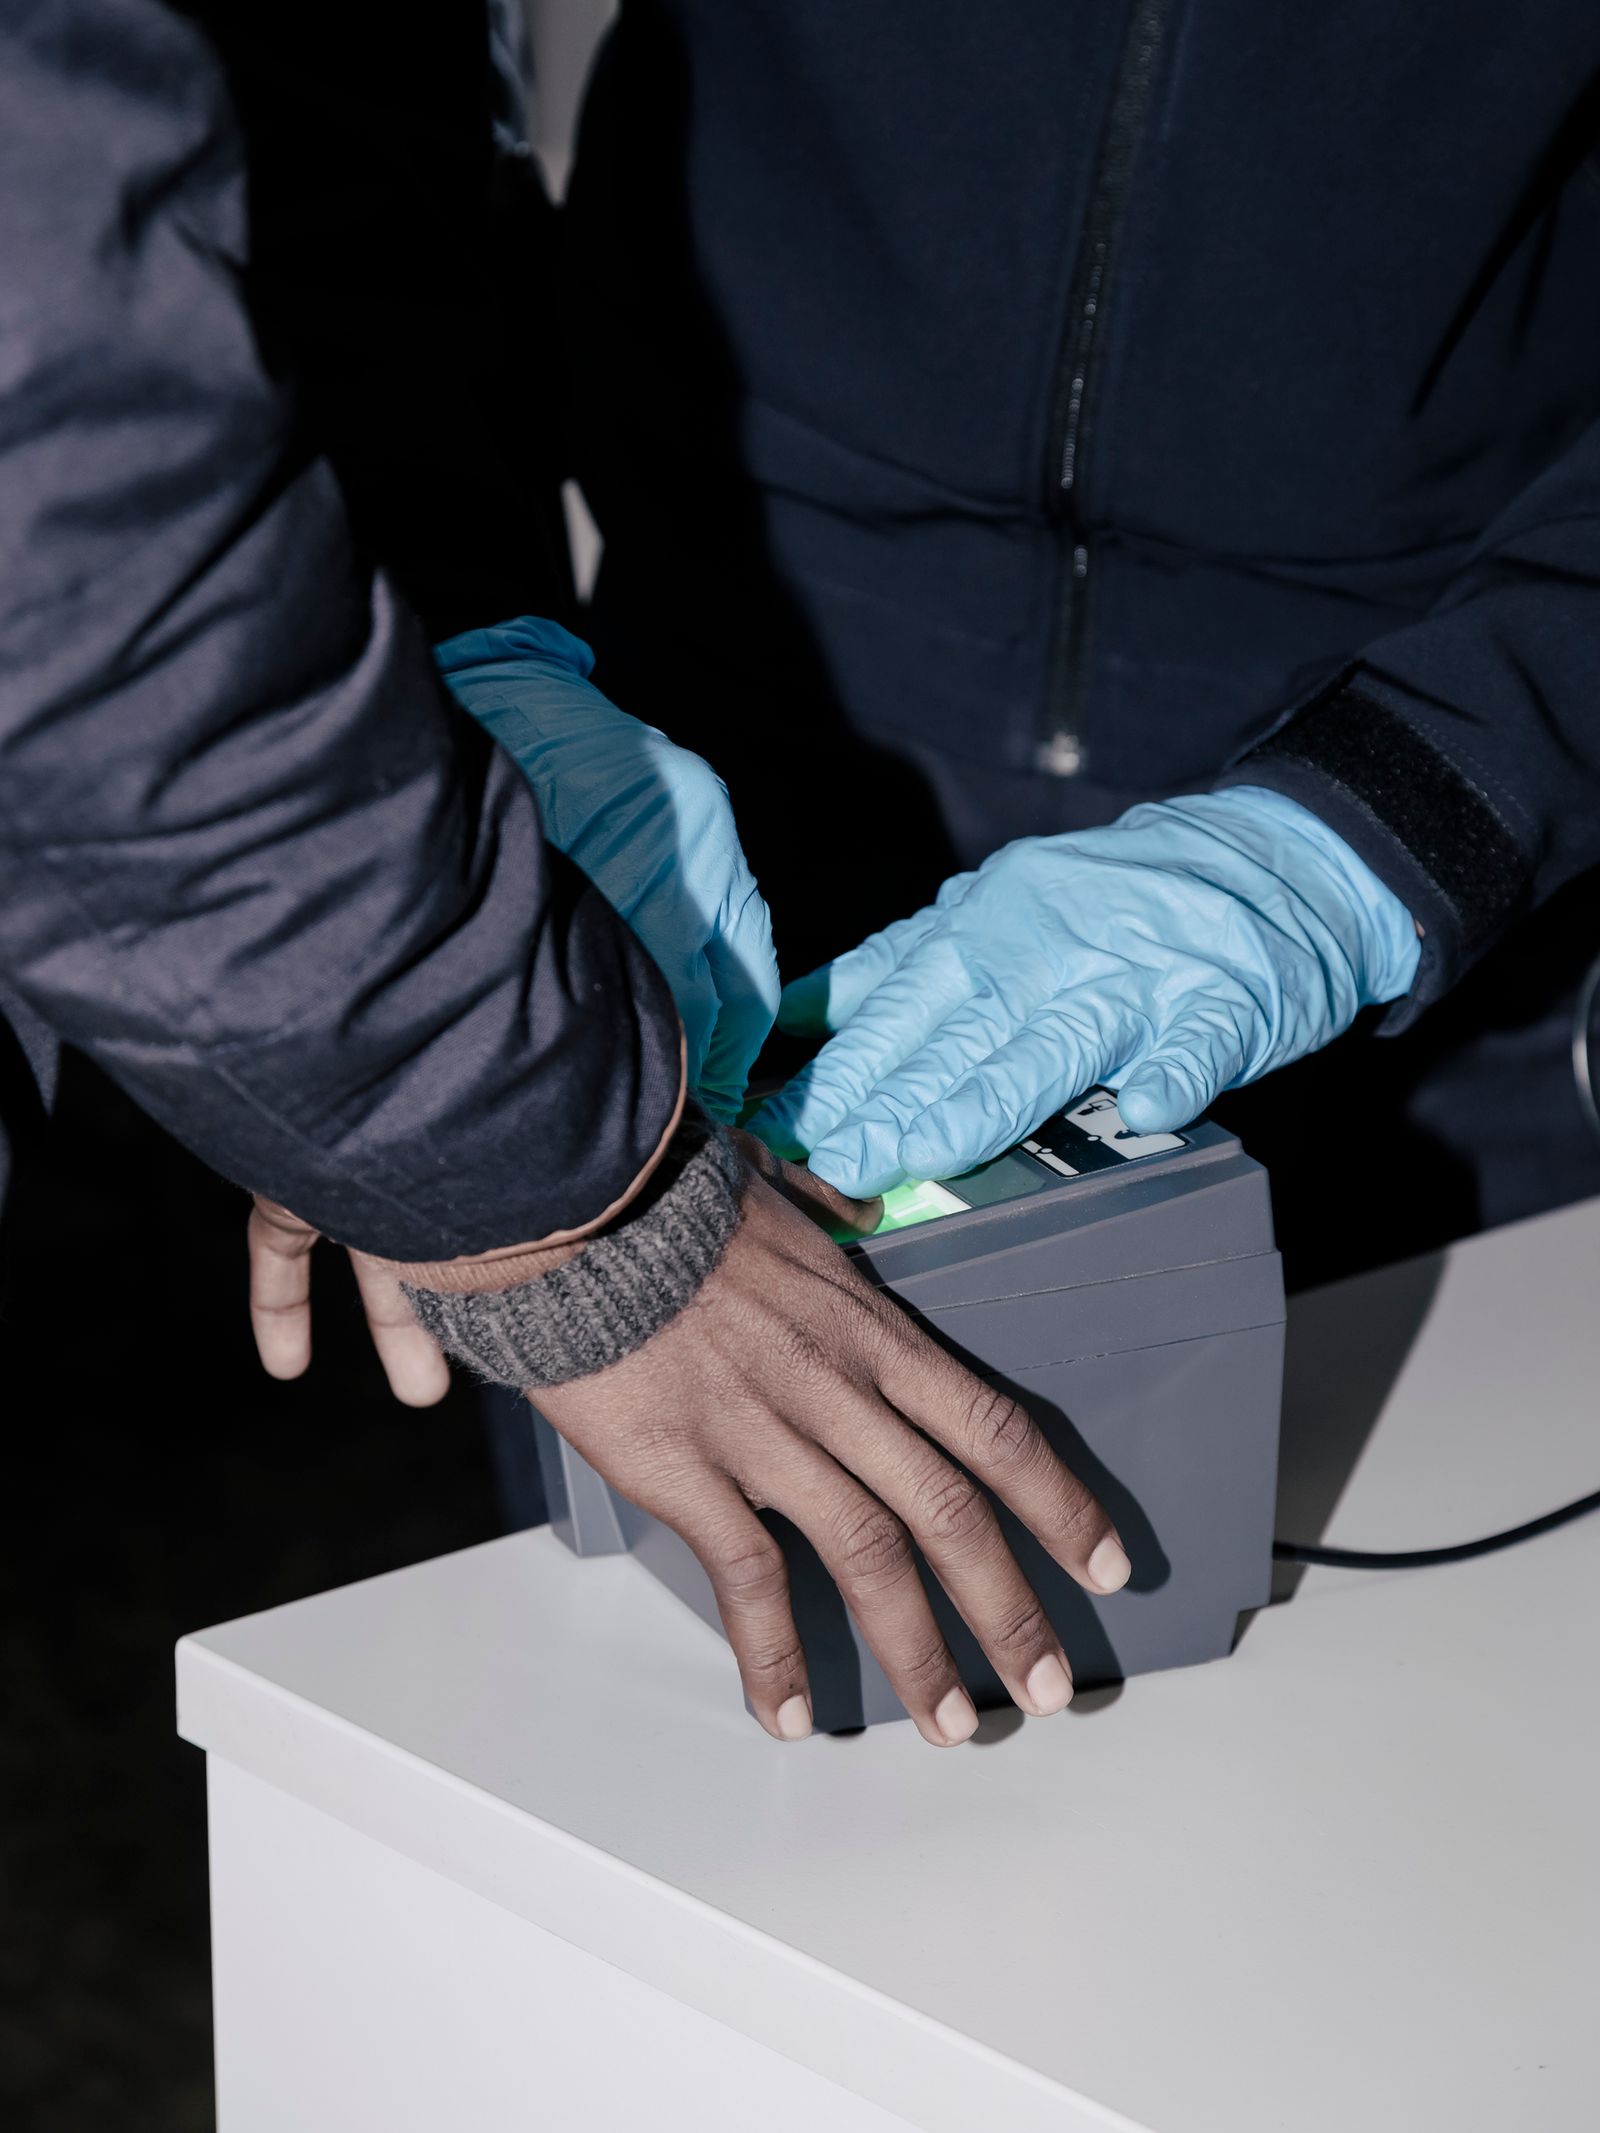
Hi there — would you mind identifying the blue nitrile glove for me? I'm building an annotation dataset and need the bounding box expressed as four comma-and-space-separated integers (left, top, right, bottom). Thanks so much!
750, 787, 1420, 1197
437, 617, 779, 1122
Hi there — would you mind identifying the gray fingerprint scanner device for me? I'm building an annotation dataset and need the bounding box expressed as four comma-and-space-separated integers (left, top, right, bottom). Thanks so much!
532, 1089, 1286, 1733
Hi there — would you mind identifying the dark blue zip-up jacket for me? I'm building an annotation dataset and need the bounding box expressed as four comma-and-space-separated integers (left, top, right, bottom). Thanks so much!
566, 0, 1600, 1014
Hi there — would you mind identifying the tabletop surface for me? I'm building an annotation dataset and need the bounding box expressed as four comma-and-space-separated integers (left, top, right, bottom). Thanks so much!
179, 1195, 1600, 2133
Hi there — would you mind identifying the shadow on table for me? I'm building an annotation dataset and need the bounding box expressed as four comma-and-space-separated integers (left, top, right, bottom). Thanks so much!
1251, 1248, 1447, 1621
812, 1372, 1158, 1744
810, 1255, 1447, 1718
991, 1377, 1163, 1724
488, 1252, 1446, 1735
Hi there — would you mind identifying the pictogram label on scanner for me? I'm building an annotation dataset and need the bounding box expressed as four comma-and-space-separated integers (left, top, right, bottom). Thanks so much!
1021, 1088, 1187, 1180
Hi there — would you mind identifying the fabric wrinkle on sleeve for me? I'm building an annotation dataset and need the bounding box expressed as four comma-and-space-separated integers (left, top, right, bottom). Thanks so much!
0, 0, 681, 1260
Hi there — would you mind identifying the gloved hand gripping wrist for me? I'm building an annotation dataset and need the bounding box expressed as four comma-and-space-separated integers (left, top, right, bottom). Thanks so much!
436, 617, 780, 1122
400, 1116, 746, 1388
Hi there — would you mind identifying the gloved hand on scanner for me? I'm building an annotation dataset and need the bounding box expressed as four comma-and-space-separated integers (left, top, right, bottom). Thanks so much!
753, 787, 1421, 1196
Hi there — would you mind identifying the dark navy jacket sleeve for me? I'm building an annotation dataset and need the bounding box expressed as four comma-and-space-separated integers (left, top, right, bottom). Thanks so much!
0, 0, 682, 1261
1221, 417, 1600, 1026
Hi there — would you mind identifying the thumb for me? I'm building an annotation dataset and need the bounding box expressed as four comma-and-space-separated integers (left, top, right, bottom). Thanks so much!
696, 877, 782, 1121
1115, 1005, 1251, 1135
727, 1128, 883, 1240
776, 907, 942, 1036
773, 961, 837, 1036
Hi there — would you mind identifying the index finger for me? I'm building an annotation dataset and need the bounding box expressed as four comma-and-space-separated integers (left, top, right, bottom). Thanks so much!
752, 932, 972, 1157
247, 1202, 317, 1380
877, 1320, 1131, 1596
350, 1253, 452, 1408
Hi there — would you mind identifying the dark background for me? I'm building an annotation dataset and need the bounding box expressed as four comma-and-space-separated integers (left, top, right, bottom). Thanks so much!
0, 1055, 511, 2131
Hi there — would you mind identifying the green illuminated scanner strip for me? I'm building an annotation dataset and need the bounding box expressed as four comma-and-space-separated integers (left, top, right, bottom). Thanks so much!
869, 1178, 971, 1235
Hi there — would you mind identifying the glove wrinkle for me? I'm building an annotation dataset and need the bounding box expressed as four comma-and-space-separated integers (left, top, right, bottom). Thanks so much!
436, 616, 780, 1124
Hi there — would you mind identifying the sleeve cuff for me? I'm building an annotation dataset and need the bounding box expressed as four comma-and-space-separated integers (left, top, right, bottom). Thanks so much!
1217, 676, 1532, 1028
401, 1117, 746, 1388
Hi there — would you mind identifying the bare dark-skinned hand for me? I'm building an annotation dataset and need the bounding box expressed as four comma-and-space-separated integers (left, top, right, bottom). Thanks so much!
538, 1137, 1131, 1745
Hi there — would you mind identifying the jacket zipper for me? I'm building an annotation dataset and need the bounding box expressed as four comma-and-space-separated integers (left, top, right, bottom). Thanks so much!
1039, 0, 1171, 776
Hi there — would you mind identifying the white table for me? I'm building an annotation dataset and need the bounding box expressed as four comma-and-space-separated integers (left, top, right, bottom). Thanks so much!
178, 1197, 1600, 2133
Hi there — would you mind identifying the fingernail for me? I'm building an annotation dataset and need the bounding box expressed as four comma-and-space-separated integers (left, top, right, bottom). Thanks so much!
775, 1694, 813, 1741
1024, 1651, 1074, 1715
1089, 1535, 1132, 1593
933, 1685, 979, 1745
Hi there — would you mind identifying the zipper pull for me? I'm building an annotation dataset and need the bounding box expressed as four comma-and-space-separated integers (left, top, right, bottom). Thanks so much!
1035, 731, 1084, 776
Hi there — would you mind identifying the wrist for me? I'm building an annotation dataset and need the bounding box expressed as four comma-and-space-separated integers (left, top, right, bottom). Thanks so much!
1182, 784, 1422, 1006
401, 1116, 747, 1389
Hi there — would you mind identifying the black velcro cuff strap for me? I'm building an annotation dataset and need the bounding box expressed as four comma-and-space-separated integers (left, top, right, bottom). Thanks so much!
1224, 681, 1530, 1002
404, 1119, 746, 1389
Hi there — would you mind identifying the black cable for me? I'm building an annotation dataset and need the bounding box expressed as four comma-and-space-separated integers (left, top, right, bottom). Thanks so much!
1273, 1485, 1600, 1569
1280, 951, 1600, 1572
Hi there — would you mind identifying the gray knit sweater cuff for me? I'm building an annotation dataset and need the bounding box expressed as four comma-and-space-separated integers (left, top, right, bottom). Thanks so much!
402, 1120, 746, 1389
